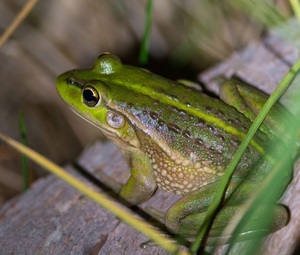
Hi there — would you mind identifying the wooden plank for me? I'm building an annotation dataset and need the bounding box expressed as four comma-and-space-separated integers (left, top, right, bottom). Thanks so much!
0, 142, 179, 255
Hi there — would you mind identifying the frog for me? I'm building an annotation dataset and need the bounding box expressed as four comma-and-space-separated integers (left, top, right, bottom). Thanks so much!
56, 53, 292, 245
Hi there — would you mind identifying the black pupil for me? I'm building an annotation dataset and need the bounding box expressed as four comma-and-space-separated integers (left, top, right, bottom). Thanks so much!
83, 89, 96, 102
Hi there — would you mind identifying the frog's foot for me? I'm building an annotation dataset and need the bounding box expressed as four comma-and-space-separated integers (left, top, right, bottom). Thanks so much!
140, 236, 188, 250
140, 206, 186, 248
139, 220, 187, 249
140, 231, 176, 249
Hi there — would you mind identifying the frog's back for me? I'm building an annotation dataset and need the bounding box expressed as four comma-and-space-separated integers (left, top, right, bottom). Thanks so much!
105, 70, 268, 195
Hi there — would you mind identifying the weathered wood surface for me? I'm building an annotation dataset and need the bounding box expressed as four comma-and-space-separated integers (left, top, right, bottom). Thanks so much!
0, 142, 180, 255
1, 19, 300, 255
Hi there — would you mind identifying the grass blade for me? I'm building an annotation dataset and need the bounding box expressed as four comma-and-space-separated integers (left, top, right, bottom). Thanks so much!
139, 0, 153, 65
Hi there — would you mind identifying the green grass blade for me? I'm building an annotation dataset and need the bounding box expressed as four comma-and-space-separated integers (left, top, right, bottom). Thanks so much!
19, 111, 29, 190
290, 0, 300, 23
139, 0, 153, 65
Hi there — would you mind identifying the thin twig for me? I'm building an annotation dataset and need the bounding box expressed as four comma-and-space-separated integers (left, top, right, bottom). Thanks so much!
0, 0, 39, 47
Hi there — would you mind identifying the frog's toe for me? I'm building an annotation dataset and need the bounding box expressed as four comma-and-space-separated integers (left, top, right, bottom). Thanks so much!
140, 233, 174, 249
140, 236, 188, 250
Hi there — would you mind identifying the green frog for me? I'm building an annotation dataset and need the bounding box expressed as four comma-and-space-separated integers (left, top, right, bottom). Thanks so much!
56, 53, 292, 244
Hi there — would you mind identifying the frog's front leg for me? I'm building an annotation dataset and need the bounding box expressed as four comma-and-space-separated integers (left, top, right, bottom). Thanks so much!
97, 150, 157, 205
147, 178, 288, 245
118, 150, 157, 205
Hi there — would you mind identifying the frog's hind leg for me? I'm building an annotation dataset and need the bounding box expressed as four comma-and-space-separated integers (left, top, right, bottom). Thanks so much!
220, 79, 292, 135
149, 178, 289, 245
220, 79, 268, 122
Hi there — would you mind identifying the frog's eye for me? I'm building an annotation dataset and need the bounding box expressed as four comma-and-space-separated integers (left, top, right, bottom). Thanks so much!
83, 86, 100, 107
106, 111, 125, 129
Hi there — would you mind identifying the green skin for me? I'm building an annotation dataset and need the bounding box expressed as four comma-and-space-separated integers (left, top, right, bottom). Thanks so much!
56, 53, 291, 244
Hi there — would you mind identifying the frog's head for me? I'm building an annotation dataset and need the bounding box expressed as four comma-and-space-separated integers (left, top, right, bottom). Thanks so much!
56, 53, 142, 150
